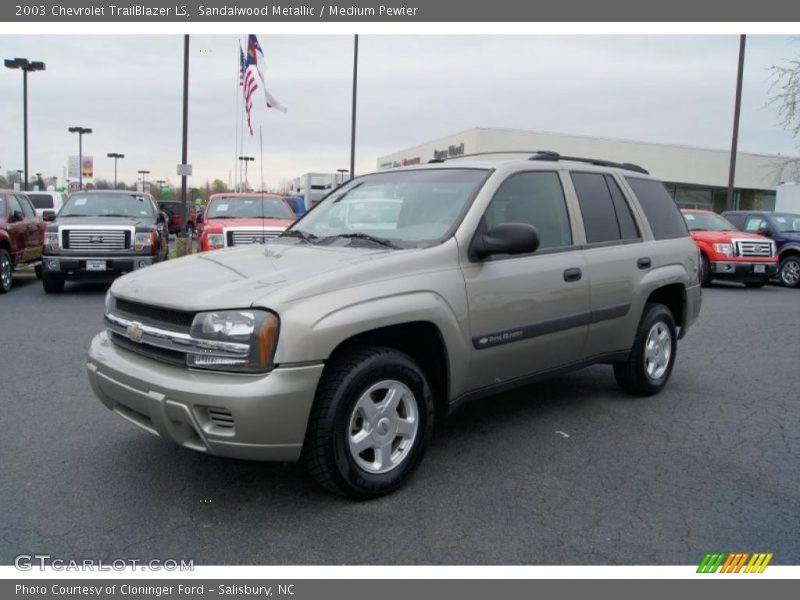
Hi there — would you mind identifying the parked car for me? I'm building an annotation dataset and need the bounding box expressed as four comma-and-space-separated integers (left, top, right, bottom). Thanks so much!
88, 152, 701, 498
42, 190, 169, 293
681, 209, 777, 288
158, 201, 199, 236
0, 190, 45, 293
26, 190, 68, 218
283, 195, 306, 217
722, 210, 800, 288
198, 193, 296, 252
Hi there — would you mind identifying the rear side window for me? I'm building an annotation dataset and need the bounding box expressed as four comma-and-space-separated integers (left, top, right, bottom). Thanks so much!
27, 193, 54, 209
18, 196, 36, 218
571, 172, 640, 244
625, 177, 688, 239
744, 215, 766, 232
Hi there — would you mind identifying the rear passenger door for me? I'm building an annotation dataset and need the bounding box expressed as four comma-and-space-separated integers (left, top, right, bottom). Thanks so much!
568, 172, 646, 358
461, 171, 589, 390
17, 195, 43, 260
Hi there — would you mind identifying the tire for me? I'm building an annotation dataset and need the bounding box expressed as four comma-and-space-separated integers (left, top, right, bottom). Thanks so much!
34, 264, 42, 280
778, 255, 800, 288
0, 249, 12, 294
42, 272, 65, 294
614, 303, 678, 396
699, 254, 712, 287
744, 280, 767, 288
304, 346, 434, 499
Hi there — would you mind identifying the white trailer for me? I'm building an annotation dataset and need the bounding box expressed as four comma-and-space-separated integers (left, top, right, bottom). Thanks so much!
291, 173, 344, 211
775, 182, 800, 213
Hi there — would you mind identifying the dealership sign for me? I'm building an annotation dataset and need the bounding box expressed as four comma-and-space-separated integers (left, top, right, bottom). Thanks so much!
68, 155, 94, 178
433, 142, 465, 161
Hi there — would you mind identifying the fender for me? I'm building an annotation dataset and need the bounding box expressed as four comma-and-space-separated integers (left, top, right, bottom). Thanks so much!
778, 243, 800, 258
274, 290, 470, 398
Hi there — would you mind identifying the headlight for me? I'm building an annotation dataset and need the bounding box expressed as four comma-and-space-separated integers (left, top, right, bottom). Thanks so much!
187, 309, 279, 373
105, 291, 115, 315
44, 231, 60, 252
713, 243, 734, 257
207, 233, 225, 249
134, 232, 155, 251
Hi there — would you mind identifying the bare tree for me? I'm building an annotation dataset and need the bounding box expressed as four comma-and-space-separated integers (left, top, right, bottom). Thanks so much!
770, 56, 800, 138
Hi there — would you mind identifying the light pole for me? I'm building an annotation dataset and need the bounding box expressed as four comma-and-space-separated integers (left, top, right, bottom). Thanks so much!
238, 156, 254, 191
68, 126, 92, 190
5, 57, 45, 191
138, 170, 150, 191
107, 152, 124, 189
336, 168, 349, 185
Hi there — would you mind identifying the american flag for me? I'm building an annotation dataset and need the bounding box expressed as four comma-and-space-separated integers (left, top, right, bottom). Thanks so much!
242, 34, 287, 136
239, 42, 246, 87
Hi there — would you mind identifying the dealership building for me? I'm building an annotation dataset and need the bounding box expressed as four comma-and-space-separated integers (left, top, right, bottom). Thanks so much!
377, 127, 799, 213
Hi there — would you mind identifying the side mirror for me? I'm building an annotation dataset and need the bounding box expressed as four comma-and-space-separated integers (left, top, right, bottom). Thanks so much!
471, 223, 540, 260
9, 210, 24, 223
757, 225, 772, 237
157, 212, 167, 224
42, 210, 56, 222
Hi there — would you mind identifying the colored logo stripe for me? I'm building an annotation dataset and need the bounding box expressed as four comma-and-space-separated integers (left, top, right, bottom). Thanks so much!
697, 552, 773, 573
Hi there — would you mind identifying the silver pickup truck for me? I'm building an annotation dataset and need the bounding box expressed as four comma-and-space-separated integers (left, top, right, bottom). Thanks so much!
88, 152, 701, 498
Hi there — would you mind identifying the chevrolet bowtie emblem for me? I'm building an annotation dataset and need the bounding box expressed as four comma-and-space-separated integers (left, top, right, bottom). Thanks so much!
127, 321, 144, 343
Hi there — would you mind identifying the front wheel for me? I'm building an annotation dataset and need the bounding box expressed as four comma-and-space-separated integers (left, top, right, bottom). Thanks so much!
304, 346, 434, 499
614, 303, 678, 396
699, 254, 712, 287
778, 256, 800, 288
0, 249, 12, 294
42, 272, 65, 294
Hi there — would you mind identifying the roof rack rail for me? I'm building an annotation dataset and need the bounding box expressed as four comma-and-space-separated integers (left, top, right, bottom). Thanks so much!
425, 149, 649, 174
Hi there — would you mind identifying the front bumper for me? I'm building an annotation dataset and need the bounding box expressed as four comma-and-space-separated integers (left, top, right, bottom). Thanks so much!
710, 261, 777, 281
87, 331, 324, 462
43, 255, 155, 279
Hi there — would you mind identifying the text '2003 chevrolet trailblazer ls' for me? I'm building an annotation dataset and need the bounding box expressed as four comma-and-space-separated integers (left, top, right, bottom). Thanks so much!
88, 152, 701, 498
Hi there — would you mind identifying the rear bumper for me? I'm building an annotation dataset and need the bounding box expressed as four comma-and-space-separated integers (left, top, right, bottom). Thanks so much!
87, 331, 324, 462
710, 261, 777, 281
42, 255, 154, 279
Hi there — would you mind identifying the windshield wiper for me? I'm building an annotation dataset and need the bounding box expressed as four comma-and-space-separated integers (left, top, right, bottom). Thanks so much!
61, 214, 89, 217
280, 229, 319, 243
324, 232, 400, 249
102, 213, 133, 217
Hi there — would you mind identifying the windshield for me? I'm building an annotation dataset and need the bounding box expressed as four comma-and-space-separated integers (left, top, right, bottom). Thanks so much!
207, 196, 294, 220
60, 193, 155, 218
772, 213, 800, 232
682, 211, 735, 232
284, 168, 489, 248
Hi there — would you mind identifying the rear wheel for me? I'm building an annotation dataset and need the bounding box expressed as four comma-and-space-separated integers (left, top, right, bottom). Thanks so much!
0, 249, 12, 294
778, 255, 800, 288
42, 272, 65, 294
304, 346, 434, 499
614, 303, 677, 396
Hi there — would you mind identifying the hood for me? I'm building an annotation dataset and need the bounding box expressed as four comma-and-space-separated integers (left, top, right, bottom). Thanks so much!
689, 230, 770, 243
203, 217, 294, 230
110, 241, 422, 312
54, 216, 153, 228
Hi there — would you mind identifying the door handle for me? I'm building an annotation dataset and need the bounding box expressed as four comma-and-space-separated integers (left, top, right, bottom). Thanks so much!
563, 267, 582, 282
637, 257, 652, 270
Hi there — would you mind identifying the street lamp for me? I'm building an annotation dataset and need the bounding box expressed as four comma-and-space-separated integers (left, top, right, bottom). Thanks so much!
5, 57, 45, 192
16, 170, 23, 188
107, 152, 124, 189
138, 170, 150, 190
336, 168, 349, 184
238, 156, 254, 191
68, 126, 92, 190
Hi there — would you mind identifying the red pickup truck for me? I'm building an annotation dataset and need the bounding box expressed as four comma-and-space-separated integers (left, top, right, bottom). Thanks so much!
0, 190, 45, 293
681, 209, 777, 288
198, 193, 296, 252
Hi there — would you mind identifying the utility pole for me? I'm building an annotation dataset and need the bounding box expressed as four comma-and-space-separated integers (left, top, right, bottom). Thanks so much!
726, 35, 746, 211
5, 57, 45, 191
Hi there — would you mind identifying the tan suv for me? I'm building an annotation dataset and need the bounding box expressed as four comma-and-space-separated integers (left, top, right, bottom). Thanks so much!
88, 152, 702, 498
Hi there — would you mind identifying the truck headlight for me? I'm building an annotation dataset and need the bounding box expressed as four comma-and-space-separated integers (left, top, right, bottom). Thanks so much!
44, 231, 60, 252
207, 233, 225, 249
187, 309, 279, 373
713, 243, 734, 257
105, 291, 115, 315
134, 232, 155, 251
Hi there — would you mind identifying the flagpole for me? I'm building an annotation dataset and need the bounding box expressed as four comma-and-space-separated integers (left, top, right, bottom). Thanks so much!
259, 125, 264, 192
234, 38, 241, 193
349, 34, 359, 180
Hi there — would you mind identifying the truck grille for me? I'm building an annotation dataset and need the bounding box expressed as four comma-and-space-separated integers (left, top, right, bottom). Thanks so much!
226, 229, 284, 247
735, 240, 773, 258
63, 228, 130, 251
114, 298, 194, 332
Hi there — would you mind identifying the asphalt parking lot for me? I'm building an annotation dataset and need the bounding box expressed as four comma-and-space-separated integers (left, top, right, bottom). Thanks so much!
1, 272, 798, 565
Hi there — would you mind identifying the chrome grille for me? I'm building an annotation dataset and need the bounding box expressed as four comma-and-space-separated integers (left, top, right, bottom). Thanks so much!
63, 228, 129, 251
734, 240, 773, 258
227, 229, 284, 246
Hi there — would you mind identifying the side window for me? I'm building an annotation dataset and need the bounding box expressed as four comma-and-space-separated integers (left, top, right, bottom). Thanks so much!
724, 214, 744, 229
744, 216, 765, 232
8, 195, 24, 218
483, 171, 572, 251
571, 172, 640, 244
17, 195, 35, 218
0, 195, 6, 217
625, 177, 689, 240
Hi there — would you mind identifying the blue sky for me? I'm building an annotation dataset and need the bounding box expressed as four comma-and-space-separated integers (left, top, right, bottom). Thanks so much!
0, 35, 798, 190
